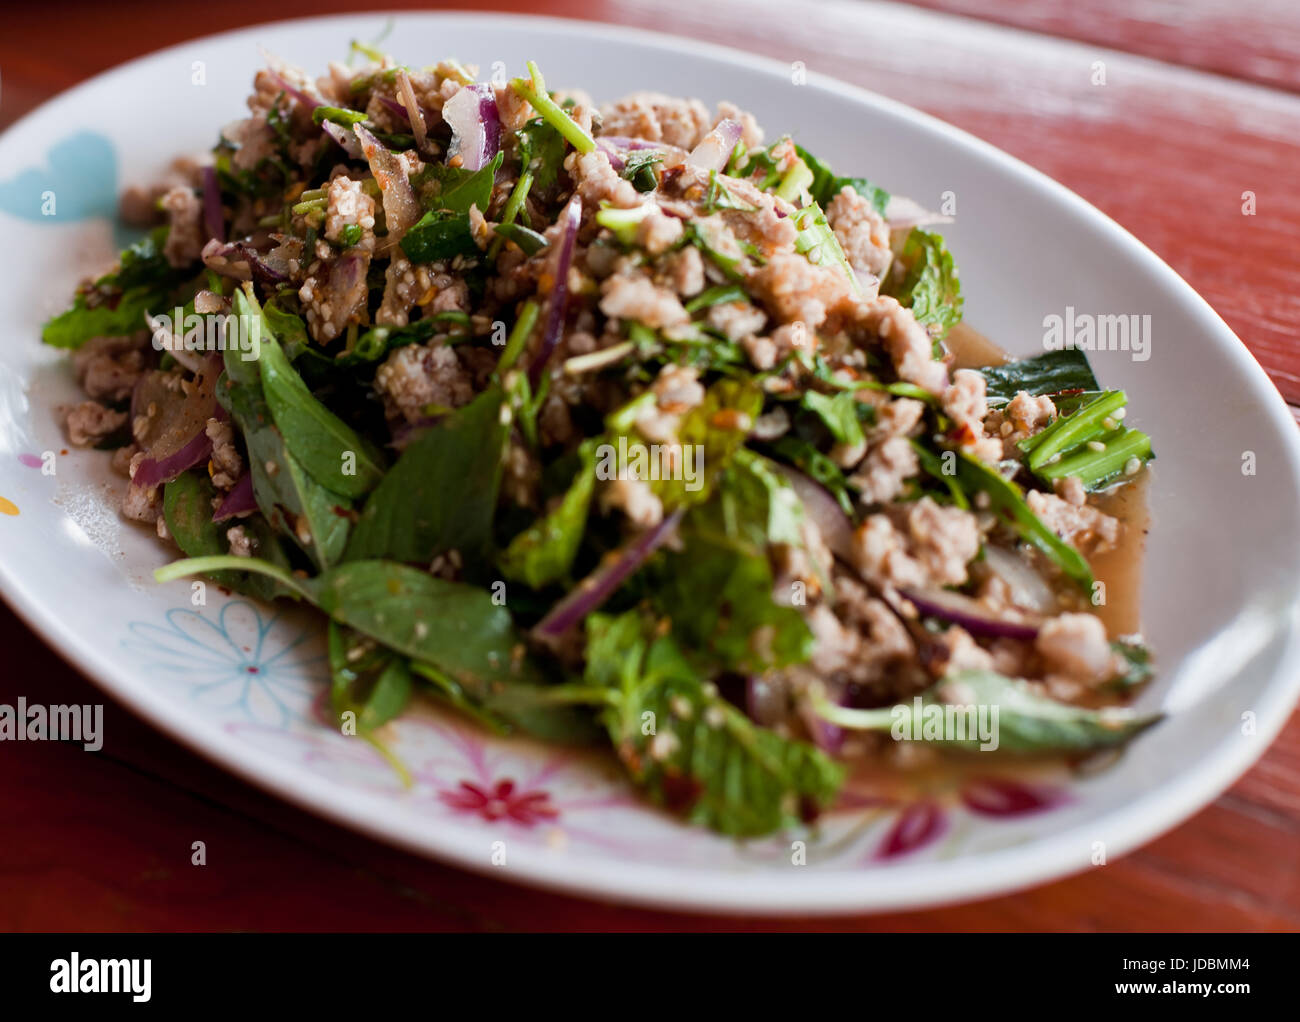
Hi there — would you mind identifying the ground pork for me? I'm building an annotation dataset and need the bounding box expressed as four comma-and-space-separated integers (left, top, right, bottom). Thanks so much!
750, 253, 852, 329
160, 186, 204, 267
850, 435, 919, 505
64, 401, 127, 448
851, 496, 980, 590
826, 185, 892, 279
850, 296, 948, 395
376, 257, 434, 326
1036, 613, 1116, 685
635, 205, 685, 255
324, 175, 377, 251
599, 91, 713, 149
656, 246, 705, 298
566, 149, 642, 210
943, 368, 1003, 463
205, 416, 243, 490
706, 300, 767, 343
374, 343, 476, 424
123, 451, 161, 525
298, 252, 371, 342
226, 524, 255, 557
1026, 489, 1120, 554
72, 333, 148, 402
599, 274, 690, 330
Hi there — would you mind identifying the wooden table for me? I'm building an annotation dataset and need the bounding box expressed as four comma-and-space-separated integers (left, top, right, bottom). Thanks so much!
2, 0, 1297, 931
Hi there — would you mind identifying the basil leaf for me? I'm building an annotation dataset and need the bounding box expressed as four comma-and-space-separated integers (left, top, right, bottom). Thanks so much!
400, 211, 479, 263
821, 669, 1161, 754
498, 438, 597, 588
795, 144, 890, 215
328, 621, 412, 732
345, 387, 508, 567
218, 360, 352, 570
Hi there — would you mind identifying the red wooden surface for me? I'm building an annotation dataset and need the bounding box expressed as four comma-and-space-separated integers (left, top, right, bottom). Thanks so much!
1, 0, 1298, 931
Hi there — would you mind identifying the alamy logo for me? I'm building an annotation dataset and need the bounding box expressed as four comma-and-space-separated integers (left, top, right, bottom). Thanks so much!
1042, 306, 1151, 362
594, 438, 703, 492
149, 307, 261, 361
0, 698, 102, 751
891, 698, 1000, 751
50, 954, 151, 1002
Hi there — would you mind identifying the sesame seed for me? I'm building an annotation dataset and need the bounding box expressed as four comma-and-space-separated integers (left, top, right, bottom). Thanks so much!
1114, 408, 1128, 420
1087, 440, 1106, 452
1102, 416, 1117, 430
1124, 457, 1141, 476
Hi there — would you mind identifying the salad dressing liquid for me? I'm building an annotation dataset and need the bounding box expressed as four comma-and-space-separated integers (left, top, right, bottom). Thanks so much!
945, 322, 1147, 638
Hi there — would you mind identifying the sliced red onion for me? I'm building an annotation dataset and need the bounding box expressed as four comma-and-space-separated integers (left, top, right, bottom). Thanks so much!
395, 69, 432, 157
527, 193, 582, 387
799, 697, 845, 754
200, 165, 225, 243
354, 123, 422, 239
770, 463, 853, 561
375, 94, 439, 134
130, 356, 222, 490
443, 83, 501, 172
884, 194, 954, 230
321, 119, 364, 160
533, 508, 684, 639
598, 135, 669, 151
213, 472, 256, 521
133, 430, 213, 491
981, 545, 1057, 615
686, 118, 743, 173
595, 139, 626, 172
900, 587, 1041, 641
269, 70, 321, 113
201, 239, 288, 285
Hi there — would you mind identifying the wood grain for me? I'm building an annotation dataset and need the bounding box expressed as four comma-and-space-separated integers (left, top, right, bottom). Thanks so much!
1, 0, 1297, 930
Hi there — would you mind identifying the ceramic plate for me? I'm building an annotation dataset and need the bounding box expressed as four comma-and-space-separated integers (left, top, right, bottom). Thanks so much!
1, 12, 1298, 915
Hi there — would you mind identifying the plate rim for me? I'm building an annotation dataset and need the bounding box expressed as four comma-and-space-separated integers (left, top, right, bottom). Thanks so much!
2, 9, 1298, 916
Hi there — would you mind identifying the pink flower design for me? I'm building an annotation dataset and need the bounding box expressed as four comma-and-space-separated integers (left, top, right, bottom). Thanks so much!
864, 775, 1066, 861
439, 778, 560, 826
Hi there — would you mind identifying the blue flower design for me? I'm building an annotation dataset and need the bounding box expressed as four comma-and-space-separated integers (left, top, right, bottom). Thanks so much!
124, 600, 327, 728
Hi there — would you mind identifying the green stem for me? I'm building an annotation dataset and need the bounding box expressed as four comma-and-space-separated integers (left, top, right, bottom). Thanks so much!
497, 299, 540, 374
1022, 390, 1127, 469
511, 61, 596, 154
487, 167, 534, 261
154, 555, 305, 596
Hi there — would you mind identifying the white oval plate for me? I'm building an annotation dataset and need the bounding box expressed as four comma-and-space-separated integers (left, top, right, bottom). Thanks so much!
1, 13, 1298, 915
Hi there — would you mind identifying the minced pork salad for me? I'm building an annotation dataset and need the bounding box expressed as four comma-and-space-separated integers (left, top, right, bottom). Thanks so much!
45, 47, 1159, 837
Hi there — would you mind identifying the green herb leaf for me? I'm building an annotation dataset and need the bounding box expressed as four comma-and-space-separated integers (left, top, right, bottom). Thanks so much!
238, 289, 387, 498
795, 144, 890, 215
980, 349, 1100, 408
585, 609, 842, 836
492, 222, 549, 255
499, 439, 597, 588
802, 390, 866, 449
884, 228, 963, 345
816, 668, 1161, 754
345, 387, 509, 568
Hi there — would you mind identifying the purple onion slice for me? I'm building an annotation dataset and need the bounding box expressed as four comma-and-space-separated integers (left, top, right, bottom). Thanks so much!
686, 118, 743, 173
533, 508, 685, 639
213, 472, 257, 521
900, 587, 1042, 641
527, 193, 582, 387
443, 83, 501, 172
200, 165, 225, 243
